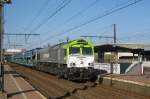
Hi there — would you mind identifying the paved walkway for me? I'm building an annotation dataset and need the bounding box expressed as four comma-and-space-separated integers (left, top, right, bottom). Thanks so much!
4, 65, 46, 99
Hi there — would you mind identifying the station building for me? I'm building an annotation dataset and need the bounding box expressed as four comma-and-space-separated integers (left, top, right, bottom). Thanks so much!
94, 44, 150, 74
94, 44, 145, 63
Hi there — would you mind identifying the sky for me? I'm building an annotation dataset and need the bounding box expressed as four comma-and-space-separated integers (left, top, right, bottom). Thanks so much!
3, 0, 150, 49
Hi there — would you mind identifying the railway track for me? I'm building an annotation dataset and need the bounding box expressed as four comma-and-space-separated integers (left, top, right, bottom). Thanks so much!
7, 63, 150, 99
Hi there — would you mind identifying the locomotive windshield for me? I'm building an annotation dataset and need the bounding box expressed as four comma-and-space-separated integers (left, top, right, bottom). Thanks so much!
82, 47, 92, 55
70, 47, 80, 55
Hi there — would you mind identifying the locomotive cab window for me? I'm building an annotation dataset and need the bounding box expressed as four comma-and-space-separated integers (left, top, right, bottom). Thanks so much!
82, 47, 92, 55
69, 47, 80, 55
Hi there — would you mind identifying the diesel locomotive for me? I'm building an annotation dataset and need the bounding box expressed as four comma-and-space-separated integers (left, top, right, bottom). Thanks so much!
9, 39, 106, 81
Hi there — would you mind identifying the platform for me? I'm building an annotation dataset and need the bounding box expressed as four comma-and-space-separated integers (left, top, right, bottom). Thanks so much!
4, 65, 46, 99
100, 74, 150, 97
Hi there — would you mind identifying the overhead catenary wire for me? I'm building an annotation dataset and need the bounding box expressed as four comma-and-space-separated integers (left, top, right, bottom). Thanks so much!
25, 0, 72, 45
44, 0, 132, 39
55, 0, 133, 30
24, 0, 51, 33
46, 0, 100, 33
27, 24, 113, 48
26, 0, 143, 49
25, 0, 123, 48
29, 0, 72, 35
12, 0, 51, 47
38, 0, 143, 45
64, 0, 99, 24
56, 0, 143, 38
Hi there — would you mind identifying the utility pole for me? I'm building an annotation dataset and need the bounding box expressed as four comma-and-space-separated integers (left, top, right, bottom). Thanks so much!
112, 24, 118, 74
113, 24, 116, 44
0, 1, 4, 92
0, 0, 11, 92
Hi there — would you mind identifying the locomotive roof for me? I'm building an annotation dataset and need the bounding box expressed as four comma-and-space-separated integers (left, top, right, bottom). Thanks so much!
38, 39, 93, 53
63, 39, 93, 48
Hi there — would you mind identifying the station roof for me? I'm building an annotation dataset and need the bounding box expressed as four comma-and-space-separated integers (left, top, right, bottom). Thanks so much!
94, 44, 144, 54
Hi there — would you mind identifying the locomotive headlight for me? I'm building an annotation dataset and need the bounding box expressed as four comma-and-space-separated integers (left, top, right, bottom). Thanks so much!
73, 63, 76, 66
70, 63, 75, 66
88, 63, 94, 66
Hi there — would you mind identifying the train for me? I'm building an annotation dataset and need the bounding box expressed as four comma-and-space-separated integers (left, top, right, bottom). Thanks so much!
8, 39, 106, 81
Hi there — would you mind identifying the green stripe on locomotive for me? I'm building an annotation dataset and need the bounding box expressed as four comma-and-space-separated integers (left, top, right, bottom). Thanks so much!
63, 39, 94, 64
